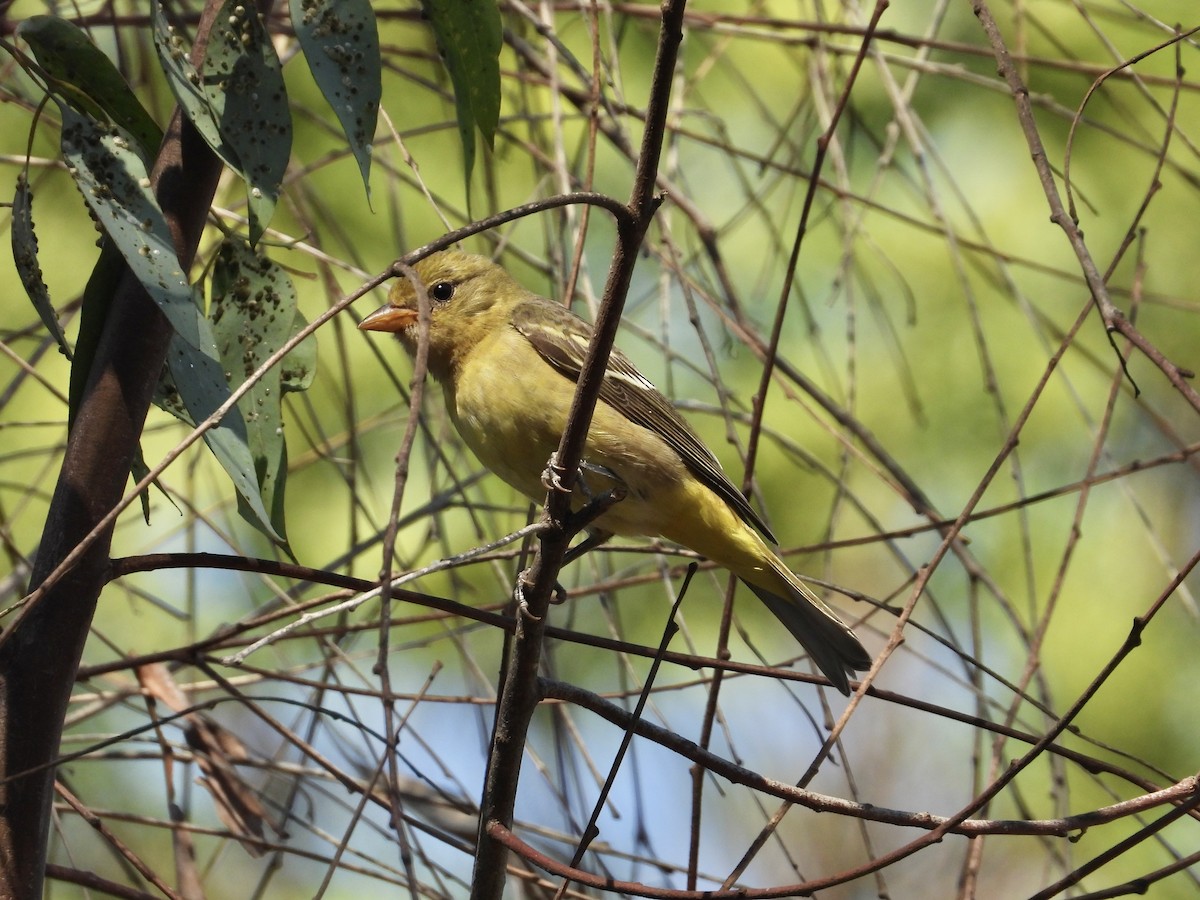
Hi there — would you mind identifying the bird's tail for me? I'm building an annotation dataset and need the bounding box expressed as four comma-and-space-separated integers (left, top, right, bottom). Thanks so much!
742, 566, 872, 695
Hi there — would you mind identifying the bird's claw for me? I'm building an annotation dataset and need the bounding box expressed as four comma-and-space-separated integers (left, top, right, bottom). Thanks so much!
541, 452, 570, 494
514, 571, 544, 622
515, 566, 569, 608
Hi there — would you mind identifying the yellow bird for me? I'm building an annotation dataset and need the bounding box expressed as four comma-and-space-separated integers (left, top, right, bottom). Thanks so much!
359, 250, 871, 693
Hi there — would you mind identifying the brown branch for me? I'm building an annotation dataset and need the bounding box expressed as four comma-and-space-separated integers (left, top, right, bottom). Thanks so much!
96, 551, 1191, 808
972, 0, 1200, 415
55, 783, 185, 900
373, 262, 434, 878
44, 864, 162, 900
469, 3, 685, 896
545, 679, 1200, 839
1027, 787, 1200, 900
713, 3, 890, 885
491, 764, 1197, 899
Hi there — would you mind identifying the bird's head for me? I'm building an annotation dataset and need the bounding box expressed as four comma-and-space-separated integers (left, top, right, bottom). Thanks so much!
359, 250, 524, 379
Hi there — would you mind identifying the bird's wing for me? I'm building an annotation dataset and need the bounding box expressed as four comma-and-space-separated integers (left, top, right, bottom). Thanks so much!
511, 299, 777, 543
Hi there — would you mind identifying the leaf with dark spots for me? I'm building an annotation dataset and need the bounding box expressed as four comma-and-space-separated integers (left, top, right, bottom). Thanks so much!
290, 0, 380, 198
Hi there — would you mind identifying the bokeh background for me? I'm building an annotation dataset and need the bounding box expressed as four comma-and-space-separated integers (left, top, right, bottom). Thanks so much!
2, 0, 1200, 896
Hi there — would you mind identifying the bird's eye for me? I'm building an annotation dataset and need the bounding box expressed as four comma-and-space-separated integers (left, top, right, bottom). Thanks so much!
431, 282, 455, 303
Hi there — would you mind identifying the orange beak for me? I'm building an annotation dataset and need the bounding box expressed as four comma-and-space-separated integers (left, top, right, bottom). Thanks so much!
358, 304, 419, 333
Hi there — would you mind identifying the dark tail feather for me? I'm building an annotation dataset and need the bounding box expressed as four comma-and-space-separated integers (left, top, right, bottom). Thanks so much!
745, 582, 871, 695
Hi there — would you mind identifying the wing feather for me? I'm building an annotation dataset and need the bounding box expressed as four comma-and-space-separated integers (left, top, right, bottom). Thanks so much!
511, 300, 777, 543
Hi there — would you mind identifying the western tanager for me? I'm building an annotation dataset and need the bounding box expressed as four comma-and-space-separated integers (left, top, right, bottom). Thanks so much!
359, 250, 871, 693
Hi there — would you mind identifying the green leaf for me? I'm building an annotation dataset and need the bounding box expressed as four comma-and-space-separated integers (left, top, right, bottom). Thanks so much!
59, 107, 203, 352
420, 0, 502, 188
152, 1, 231, 159
208, 238, 316, 548
11, 175, 71, 360
58, 105, 279, 540
151, 0, 291, 244
279, 310, 317, 394
203, 0, 291, 243
164, 330, 282, 542
290, 0, 381, 198
17, 15, 163, 157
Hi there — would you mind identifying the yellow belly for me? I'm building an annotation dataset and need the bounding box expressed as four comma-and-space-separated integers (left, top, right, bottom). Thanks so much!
444, 329, 695, 538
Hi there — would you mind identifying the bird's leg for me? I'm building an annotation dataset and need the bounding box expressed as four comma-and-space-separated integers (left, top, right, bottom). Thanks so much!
513, 571, 544, 621
569, 461, 626, 535
540, 455, 624, 501
537, 457, 626, 604
515, 534, 608, 610
562, 528, 613, 567
576, 459, 621, 500
553, 469, 624, 604
543, 529, 614, 606
541, 451, 571, 494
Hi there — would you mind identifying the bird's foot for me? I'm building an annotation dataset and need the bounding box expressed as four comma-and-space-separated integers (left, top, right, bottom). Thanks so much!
514, 569, 569, 612
513, 570, 544, 622
576, 459, 623, 503
541, 452, 571, 494
564, 474, 627, 540
541, 456, 625, 502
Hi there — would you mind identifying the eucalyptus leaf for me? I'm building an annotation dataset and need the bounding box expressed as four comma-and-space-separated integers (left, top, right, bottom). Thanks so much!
290, 0, 380, 198
203, 0, 290, 243
71, 238, 166, 517
59, 105, 279, 540
12, 175, 71, 359
152, 1, 231, 163
209, 238, 315, 547
18, 15, 163, 157
421, 0, 502, 189
151, 0, 291, 244
130, 447, 182, 524
164, 332, 282, 541
59, 106, 204, 350
280, 310, 317, 394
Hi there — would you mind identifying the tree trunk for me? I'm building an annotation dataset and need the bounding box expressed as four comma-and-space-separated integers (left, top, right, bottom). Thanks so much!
0, 8, 225, 894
